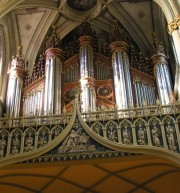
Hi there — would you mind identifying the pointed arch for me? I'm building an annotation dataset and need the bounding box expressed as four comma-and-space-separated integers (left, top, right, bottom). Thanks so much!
91, 121, 104, 137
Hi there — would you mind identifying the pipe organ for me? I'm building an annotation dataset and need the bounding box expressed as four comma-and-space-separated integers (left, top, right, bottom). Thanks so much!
5, 23, 174, 117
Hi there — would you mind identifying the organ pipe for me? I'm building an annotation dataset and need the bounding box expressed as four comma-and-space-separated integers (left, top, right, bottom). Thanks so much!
133, 78, 156, 107
151, 39, 173, 105
23, 88, 43, 116
44, 49, 63, 115
110, 41, 133, 109
79, 36, 96, 113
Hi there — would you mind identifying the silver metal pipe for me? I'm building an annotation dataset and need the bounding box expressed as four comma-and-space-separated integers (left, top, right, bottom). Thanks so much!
148, 85, 153, 105
87, 46, 90, 77
144, 84, 148, 105
44, 59, 50, 114
156, 65, 165, 104
17, 85, 21, 117
152, 87, 156, 104
123, 53, 133, 107
147, 85, 151, 105
40, 90, 43, 115
114, 52, 123, 109
165, 64, 173, 93
28, 94, 30, 115
142, 83, 147, 105
10, 78, 17, 116
137, 82, 142, 106
121, 52, 128, 108
54, 59, 61, 114
159, 64, 168, 104
159, 64, 169, 104
134, 82, 139, 107
6, 78, 14, 115
52, 57, 55, 112
118, 51, 127, 108
34, 92, 37, 115
162, 64, 172, 99
13, 78, 19, 117
14, 80, 19, 117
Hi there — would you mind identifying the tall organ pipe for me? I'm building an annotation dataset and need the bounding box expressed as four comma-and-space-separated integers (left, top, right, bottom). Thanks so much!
110, 41, 133, 109
79, 36, 96, 113
151, 41, 173, 105
44, 48, 63, 115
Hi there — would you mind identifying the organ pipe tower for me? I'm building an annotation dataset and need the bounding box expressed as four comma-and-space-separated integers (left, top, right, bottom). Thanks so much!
110, 25, 133, 109
44, 26, 64, 115
6, 46, 26, 117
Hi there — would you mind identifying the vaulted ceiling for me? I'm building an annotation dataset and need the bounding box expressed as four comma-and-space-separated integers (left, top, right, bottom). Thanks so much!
0, 0, 171, 72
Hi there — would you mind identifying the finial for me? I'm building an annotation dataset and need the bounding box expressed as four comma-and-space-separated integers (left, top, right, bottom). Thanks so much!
110, 22, 126, 43
152, 33, 165, 55
46, 25, 61, 49
17, 45, 23, 56
9, 45, 25, 69
79, 21, 93, 36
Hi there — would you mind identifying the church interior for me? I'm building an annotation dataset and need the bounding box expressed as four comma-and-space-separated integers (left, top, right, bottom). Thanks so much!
0, 0, 180, 192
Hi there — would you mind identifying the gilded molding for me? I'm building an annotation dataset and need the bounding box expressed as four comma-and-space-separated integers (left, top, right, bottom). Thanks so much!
168, 16, 180, 34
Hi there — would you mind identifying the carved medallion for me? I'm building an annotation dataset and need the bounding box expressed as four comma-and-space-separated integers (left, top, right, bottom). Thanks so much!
59, 0, 103, 21
64, 87, 79, 102
97, 85, 112, 99
67, 0, 97, 11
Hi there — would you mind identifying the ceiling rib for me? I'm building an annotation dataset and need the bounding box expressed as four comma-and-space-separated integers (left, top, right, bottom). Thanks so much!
107, 1, 151, 55
93, 164, 155, 193
16, 0, 59, 10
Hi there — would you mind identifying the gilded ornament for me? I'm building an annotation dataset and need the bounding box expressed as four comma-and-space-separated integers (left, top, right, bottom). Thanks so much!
168, 16, 180, 34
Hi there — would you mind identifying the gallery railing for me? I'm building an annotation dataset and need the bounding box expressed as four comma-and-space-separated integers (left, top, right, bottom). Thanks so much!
0, 101, 180, 164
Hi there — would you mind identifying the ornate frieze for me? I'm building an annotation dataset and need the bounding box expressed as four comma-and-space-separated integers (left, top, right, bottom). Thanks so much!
0, 98, 180, 167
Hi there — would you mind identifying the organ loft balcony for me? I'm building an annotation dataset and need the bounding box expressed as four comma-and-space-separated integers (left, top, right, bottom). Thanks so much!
0, 96, 180, 166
